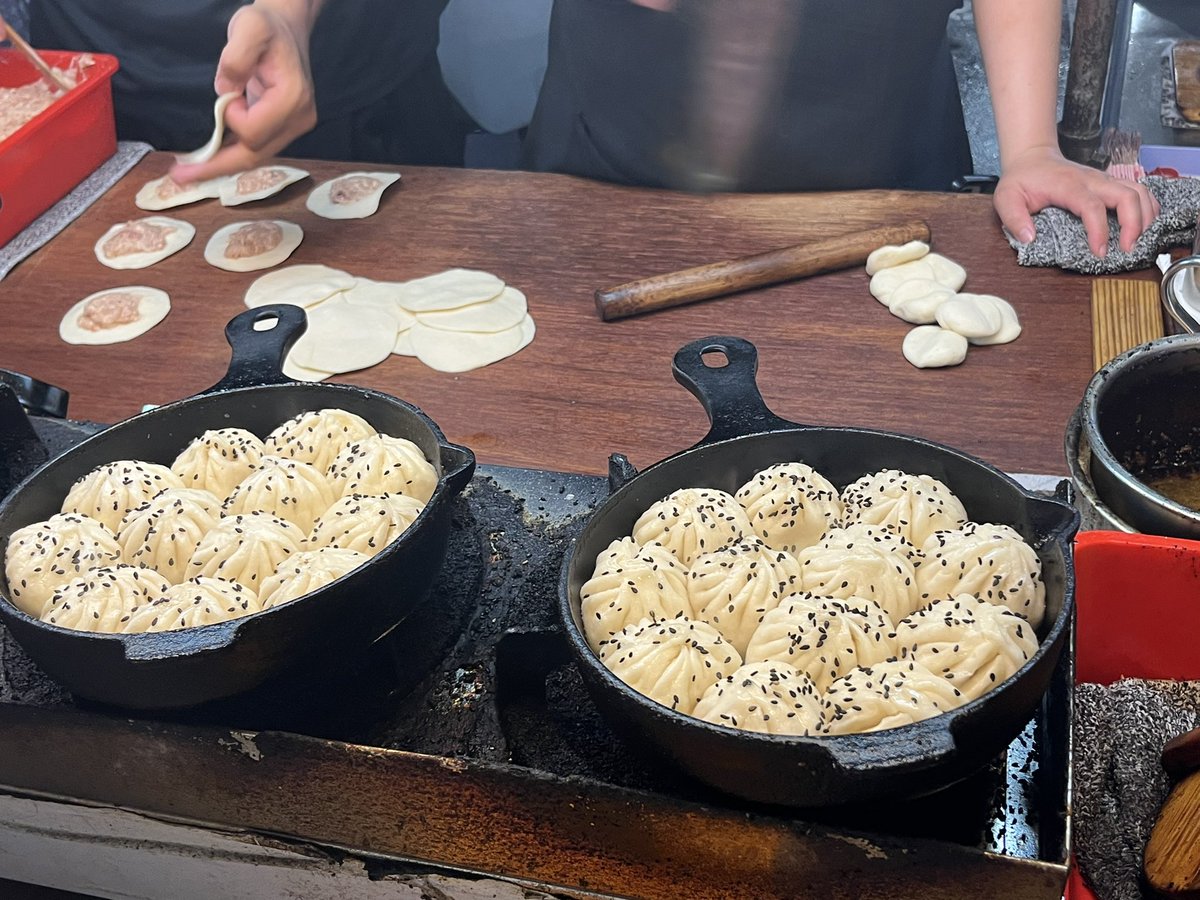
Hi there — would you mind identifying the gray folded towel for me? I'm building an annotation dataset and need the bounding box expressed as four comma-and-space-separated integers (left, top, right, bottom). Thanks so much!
1006, 174, 1200, 274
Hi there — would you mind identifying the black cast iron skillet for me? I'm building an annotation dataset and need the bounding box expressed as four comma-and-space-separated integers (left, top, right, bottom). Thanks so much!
0, 305, 475, 710
559, 336, 1078, 808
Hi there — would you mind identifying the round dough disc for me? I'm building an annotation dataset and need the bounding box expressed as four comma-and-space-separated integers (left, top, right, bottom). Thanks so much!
411, 315, 535, 373
219, 165, 309, 206
289, 300, 398, 374
392, 327, 417, 356
59, 287, 171, 345
281, 355, 333, 382
244, 264, 356, 309
341, 278, 417, 328
204, 220, 304, 273
135, 175, 223, 211
394, 268, 506, 312
94, 216, 195, 270
416, 286, 527, 333
305, 171, 401, 219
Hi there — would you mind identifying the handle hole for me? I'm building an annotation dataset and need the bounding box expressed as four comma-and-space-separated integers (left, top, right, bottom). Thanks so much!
252, 313, 280, 332
700, 348, 729, 369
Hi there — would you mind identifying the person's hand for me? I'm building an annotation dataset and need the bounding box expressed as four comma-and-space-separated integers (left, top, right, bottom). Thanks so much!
169, 1, 317, 183
992, 145, 1160, 256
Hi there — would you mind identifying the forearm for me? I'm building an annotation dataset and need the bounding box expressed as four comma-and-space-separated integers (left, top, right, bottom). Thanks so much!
974, 0, 1062, 167
253, 0, 328, 37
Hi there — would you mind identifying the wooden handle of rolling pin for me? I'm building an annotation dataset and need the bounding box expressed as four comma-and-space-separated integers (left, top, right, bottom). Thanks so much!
594, 220, 931, 321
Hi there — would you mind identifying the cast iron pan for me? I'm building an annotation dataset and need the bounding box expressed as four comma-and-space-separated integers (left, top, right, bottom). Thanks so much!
0, 305, 475, 710
559, 336, 1078, 808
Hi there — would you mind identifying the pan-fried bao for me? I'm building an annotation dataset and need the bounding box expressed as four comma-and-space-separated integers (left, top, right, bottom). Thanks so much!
2, 408, 438, 635
582, 463, 1044, 737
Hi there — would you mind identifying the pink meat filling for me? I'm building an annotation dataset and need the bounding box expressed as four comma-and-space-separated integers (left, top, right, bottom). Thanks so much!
236, 168, 288, 195
102, 221, 175, 257
78, 292, 141, 331
329, 175, 382, 205
225, 221, 283, 259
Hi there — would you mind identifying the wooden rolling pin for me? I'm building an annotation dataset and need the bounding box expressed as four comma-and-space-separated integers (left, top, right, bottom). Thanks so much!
594, 220, 931, 321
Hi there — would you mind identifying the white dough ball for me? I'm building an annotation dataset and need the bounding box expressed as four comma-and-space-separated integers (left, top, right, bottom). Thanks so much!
687, 538, 802, 655
631, 487, 751, 569
936, 295, 1003, 340
693, 661, 823, 735
4, 513, 122, 617
840, 469, 968, 547
895, 594, 1039, 702
597, 617, 742, 715
306, 492, 425, 557
902, 325, 968, 369
735, 462, 844, 554
580, 537, 692, 653
171, 428, 266, 500
328, 434, 438, 504
865, 240, 930, 276
258, 547, 371, 609
796, 535, 921, 622
917, 522, 1046, 628
116, 488, 223, 584
888, 279, 956, 325
223, 455, 336, 534
264, 408, 378, 474
966, 294, 1023, 346
40, 564, 171, 633
185, 512, 305, 591
62, 460, 185, 533
121, 576, 261, 633
821, 659, 966, 735
744, 592, 896, 691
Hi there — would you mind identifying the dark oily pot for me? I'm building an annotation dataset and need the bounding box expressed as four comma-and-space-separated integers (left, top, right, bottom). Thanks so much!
0, 306, 475, 710
559, 336, 1078, 808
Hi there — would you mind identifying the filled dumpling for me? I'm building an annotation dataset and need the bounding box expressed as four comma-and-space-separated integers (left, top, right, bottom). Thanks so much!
94, 216, 195, 269
116, 488, 223, 584
264, 408, 377, 474
218, 165, 308, 206
223, 455, 336, 534
62, 460, 185, 533
735, 462, 844, 554
815, 522, 923, 567
693, 661, 822, 735
305, 492, 425, 557
185, 512, 305, 590
631, 488, 751, 569
4, 513, 122, 617
171, 427, 266, 499
821, 659, 966, 735
580, 537, 692, 652
840, 469, 968, 547
597, 616, 742, 715
121, 576, 261, 633
796, 537, 921, 623
40, 564, 171, 633
203, 220, 303, 272
258, 547, 370, 609
306, 171, 401, 219
327, 434, 438, 503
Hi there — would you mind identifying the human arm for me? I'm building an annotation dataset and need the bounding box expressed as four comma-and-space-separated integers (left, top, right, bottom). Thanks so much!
170, 0, 326, 183
975, 0, 1157, 255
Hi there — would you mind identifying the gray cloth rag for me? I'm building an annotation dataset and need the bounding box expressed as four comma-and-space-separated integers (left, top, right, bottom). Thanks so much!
0, 140, 154, 282
1006, 174, 1200, 274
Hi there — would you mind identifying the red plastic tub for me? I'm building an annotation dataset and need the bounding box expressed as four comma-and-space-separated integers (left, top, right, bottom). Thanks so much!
1066, 530, 1200, 900
0, 49, 119, 248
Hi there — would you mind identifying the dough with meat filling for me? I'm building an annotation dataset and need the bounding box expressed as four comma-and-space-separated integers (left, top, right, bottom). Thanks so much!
632, 487, 752, 569
185, 512, 304, 590
306, 493, 426, 557
580, 537, 692, 652
821, 658, 966, 735
62, 460, 185, 533
94, 216, 195, 269
171, 428, 266, 499
204, 220, 303, 272
797, 537, 920, 623
265, 409, 378, 474
693, 661, 822, 735
841, 469, 968, 547
121, 576, 261, 632
40, 564, 171, 633
4, 513, 122, 617
59, 286, 171, 346
258, 547, 370, 609
306, 171, 401, 219
327, 434, 438, 503
223, 455, 336, 534
735, 462, 844, 554
218, 165, 308, 206
116, 488, 223, 584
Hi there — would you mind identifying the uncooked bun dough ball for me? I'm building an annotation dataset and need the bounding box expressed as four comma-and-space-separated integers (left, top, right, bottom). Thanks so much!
171, 428, 266, 500
821, 658, 965, 735
902, 325, 968, 369
580, 537, 692, 652
258, 547, 370, 609
693, 661, 822, 735
62, 460, 185, 533
40, 564, 171, 633
121, 576, 261, 633
223, 455, 336, 534
865, 240, 930, 276
264, 408, 378, 474
917, 522, 1046, 627
796, 537, 920, 623
328, 434, 438, 504
631, 487, 751, 569
735, 462, 843, 554
185, 511, 305, 591
597, 617, 742, 715
116, 488, 223, 584
4, 513, 122, 617
744, 592, 896, 691
306, 492, 425, 557
895, 594, 1038, 702
687, 538, 802, 655
841, 469, 968, 547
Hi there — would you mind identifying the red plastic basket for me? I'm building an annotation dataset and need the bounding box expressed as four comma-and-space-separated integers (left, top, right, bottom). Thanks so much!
1066, 530, 1200, 900
0, 49, 119, 248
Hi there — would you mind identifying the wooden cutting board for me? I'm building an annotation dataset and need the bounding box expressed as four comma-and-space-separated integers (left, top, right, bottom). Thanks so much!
1173, 40, 1200, 124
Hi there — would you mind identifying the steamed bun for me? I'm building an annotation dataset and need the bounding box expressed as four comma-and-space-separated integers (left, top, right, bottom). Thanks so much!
796, 537, 920, 622
693, 661, 822, 735
597, 617, 742, 715
40, 564, 171, 633
816, 522, 923, 567
116, 488, 223, 583
687, 538, 801, 655
4, 513, 122, 617
631, 488, 751, 569
735, 463, 843, 554
171, 428, 266, 499
580, 537, 692, 652
744, 592, 896, 691
917, 522, 1045, 627
821, 658, 966, 735
841, 469, 968, 547
264, 408, 377, 473
223, 455, 336, 534
894, 594, 1038, 702
328, 434, 438, 503
185, 511, 305, 590
121, 576, 261, 633
258, 547, 371, 609
62, 460, 185, 532
305, 492, 425, 556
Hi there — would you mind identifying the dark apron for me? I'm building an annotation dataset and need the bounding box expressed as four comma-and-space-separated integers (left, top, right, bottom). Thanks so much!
522, 0, 972, 192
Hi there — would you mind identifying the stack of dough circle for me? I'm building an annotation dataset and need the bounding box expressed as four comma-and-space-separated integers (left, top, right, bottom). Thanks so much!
583, 462, 1046, 737
2, 408, 439, 637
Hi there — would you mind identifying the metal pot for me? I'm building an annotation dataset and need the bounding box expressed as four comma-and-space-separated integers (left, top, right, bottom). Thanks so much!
1080, 333, 1200, 539
559, 336, 1078, 808
0, 305, 475, 710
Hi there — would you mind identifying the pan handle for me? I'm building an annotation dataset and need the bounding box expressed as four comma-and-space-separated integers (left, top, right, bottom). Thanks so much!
202, 304, 309, 395
439, 443, 477, 497
672, 336, 797, 446
121, 620, 240, 661
833, 727, 957, 773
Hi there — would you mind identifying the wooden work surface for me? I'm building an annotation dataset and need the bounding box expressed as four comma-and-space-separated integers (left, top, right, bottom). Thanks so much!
2, 155, 1118, 478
